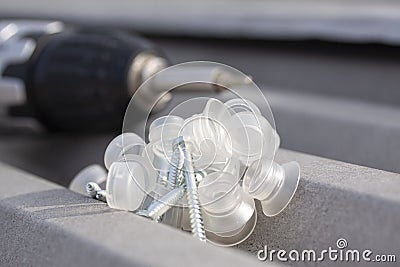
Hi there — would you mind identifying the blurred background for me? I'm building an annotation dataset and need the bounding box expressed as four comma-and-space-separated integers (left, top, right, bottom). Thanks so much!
0, 0, 399, 186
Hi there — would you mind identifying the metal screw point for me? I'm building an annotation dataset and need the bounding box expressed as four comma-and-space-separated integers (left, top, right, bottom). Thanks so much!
86, 182, 107, 203
136, 187, 185, 221
177, 136, 207, 242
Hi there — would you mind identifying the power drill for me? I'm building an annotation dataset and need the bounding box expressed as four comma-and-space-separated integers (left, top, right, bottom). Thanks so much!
0, 20, 249, 132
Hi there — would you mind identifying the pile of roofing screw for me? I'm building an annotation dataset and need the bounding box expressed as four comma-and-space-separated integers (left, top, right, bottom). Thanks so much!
69, 98, 300, 246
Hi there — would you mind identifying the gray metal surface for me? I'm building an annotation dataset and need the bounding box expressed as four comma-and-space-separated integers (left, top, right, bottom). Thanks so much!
240, 150, 400, 266
261, 90, 400, 174
0, 133, 114, 186
153, 37, 400, 107
2, 0, 400, 44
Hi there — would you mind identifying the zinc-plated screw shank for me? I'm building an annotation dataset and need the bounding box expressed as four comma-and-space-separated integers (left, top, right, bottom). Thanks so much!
86, 182, 107, 203
137, 187, 185, 220
176, 136, 207, 242
167, 139, 184, 189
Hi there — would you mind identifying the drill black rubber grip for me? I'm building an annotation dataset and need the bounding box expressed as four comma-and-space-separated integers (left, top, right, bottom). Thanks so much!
24, 28, 160, 132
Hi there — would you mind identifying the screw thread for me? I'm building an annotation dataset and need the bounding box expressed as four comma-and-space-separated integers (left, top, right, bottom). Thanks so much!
86, 182, 107, 203
178, 137, 207, 242
167, 144, 183, 189
96, 190, 107, 202
86, 182, 101, 198
147, 187, 185, 220
186, 187, 207, 242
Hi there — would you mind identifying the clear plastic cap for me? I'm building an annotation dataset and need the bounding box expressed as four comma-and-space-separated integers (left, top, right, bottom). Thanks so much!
203, 98, 232, 126
104, 133, 145, 170
224, 98, 262, 116
198, 171, 256, 246
203, 157, 242, 182
179, 114, 232, 170
69, 164, 107, 195
243, 160, 300, 216
204, 211, 257, 247
227, 111, 280, 166
146, 115, 185, 164
149, 115, 184, 143
106, 155, 157, 211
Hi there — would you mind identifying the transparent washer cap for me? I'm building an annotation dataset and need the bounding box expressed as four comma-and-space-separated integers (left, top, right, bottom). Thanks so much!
198, 171, 257, 246
106, 154, 157, 211
243, 159, 300, 216
104, 133, 146, 170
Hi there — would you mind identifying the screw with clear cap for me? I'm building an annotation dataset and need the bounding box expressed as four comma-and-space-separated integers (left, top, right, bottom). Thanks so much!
135, 135, 185, 225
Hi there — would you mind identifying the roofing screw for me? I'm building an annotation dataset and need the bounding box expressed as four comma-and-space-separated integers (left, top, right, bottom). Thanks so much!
142, 138, 184, 223
86, 182, 107, 203
176, 136, 207, 242
136, 187, 185, 221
